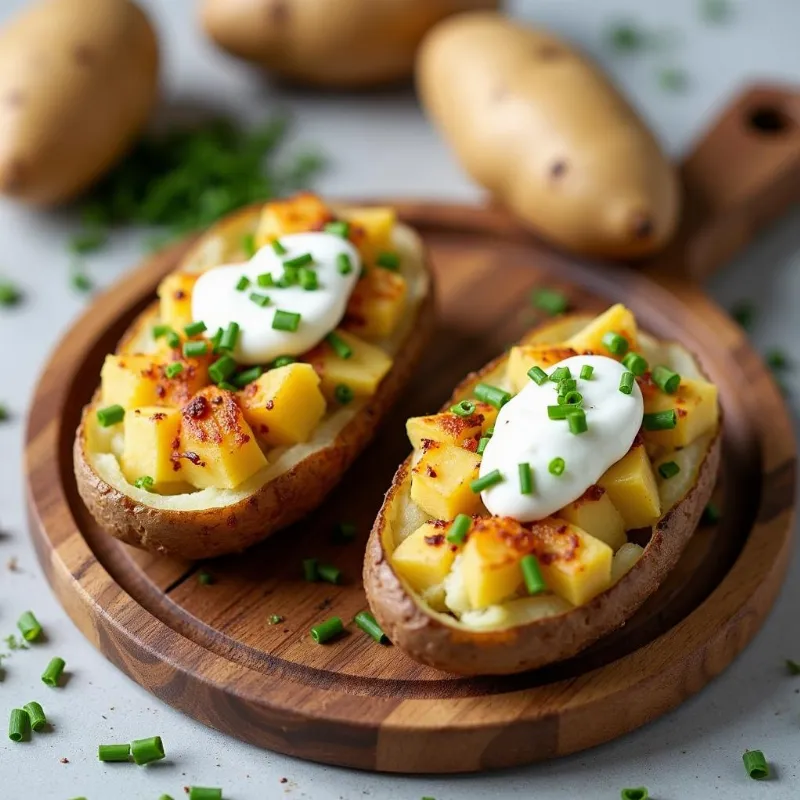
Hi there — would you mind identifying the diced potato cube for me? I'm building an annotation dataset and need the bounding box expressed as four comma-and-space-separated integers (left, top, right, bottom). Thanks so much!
254, 193, 333, 247
406, 402, 497, 450
344, 267, 407, 340
305, 329, 392, 401
392, 520, 458, 594
599, 444, 661, 529
643, 377, 719, 449
506, 345, 577, 393
558, 485, 627, 551
176, 386, 267, 489
340, 206, 396, 262
611, 542, 644, 583
566, 303, 639, 356
410, 443, 482, 520
121, 407, 183, 487
157, 273, 198, 334
238, 363, 326, 447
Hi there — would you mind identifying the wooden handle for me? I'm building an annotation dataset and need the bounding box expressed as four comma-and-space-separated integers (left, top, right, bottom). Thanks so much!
649, 83, 800, 283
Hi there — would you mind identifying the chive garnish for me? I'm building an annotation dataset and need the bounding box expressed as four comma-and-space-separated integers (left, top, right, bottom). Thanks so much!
326, 331, 352, 359
619, 372, 635, 395
474, 382, 511, 409
303, 558, 319, 582
518, 463, 534, 494
450, 400, 476, 417
241, 233, 257, 259
447, 514, 472, 545
97, 404, 125, 427
528, 366, 548, 385
742, 750, 769, 780
210, 327, 223, 353
376, 251, 400, 271
131, 735, 165, 765
189, 788, 223, 800
325, 220, 350, 238
0, 280, 21, 307
622, 351, 648, 376
209, 355, 237, 384
218, 381, 238, 392
477, 437, 490, 455
580, 364, 594, 380
568, 409, 588, 434
219, 322, 240, 351
354, 611, 389, 644
531, 287, 568, 315
165, 330, 181, 349
0, 403, 7, 422
558, 378, 578, 395
701, 0, 732, 23
337, 253, 353, 275
702, 502, 722, 524
71, 270, 93, 293
152, 324, 171, 339
249, 291, 271, 307
134, 476, 155, 490
318, 563, 342, 585
23, 702, 47, 732
550, 366, 571, 383
233, 366, 263, 388
607, 22, 645, 53
658, 461, 680, 479
563, 390, 583, 406
98, 743, 130, 762
310, 616, 344, 644
470, 470, 504, 493
273, 355, 297, 368
183, 340, 208, 358
235, 275, 250, 292
271, 239, 287, 255
8, 708, 29, 742
786, 659, 800, 675
643, 409, 677, 430
273, 309, 301, 331
547, 405, 571, 420
268, 614, 283, 625
549, 457, 566, 476
334, 384, 354, 405
333, 521, 357, 543
767, 349, 789, 371
652, 365, 680, 394
41, 657, 65, 687
731, 301, 755, 330
184, 320, 207, 337
198, 570, 214, 586
658, 67, 688, 92
520, 554, 546, 594
602, 331, 629, 356
620, 789, 649, 800
165, 362, 183, 379
283, 252, 313, 269
257, 272, 274, 287
299, 267, 318, 290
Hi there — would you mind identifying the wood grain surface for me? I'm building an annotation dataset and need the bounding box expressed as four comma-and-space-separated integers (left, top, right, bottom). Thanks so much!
25, 85, 798, 772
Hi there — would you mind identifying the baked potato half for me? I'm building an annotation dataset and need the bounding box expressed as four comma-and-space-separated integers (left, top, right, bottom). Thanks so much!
75, 195, 434, 559
365, 306, 720, 675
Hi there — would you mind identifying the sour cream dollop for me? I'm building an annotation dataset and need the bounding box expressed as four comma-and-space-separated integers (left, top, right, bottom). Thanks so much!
191, 232, 361, 365
479, 355, 643, 521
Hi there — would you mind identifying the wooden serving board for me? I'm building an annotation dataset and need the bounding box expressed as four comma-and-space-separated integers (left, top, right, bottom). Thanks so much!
26, 86, 798, 773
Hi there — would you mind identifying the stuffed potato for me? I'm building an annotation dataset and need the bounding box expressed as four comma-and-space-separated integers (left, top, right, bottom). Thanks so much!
365, 305, 720, 674
74, 194, 434, 559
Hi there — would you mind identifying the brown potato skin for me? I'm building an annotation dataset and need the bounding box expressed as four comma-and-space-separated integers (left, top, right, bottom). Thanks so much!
364, 335, 720, 675
417, 12, 679, 259
0, 0, 159, 205
200, 0, 500, 89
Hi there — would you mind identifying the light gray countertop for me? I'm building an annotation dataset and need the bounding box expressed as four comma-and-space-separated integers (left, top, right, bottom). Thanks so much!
0, 0, 798, 797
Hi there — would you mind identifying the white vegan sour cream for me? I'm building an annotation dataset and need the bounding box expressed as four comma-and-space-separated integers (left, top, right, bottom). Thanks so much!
479, 355, 643, 521
191, 232, 361, 365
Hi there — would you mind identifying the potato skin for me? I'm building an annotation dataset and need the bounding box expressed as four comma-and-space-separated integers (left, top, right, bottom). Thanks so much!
200, 0, 500, 89
417, 12, 680, 259
0, 0, 159, 205
363, 330, 720, 675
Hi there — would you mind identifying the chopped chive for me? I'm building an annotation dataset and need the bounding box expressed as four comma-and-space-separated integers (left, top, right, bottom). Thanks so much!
658, 67, 688, 92
189, 789, 223, 800
447, 513, 472, 545
701, 0, 732, 23
299, 267, 318, 290
474, 382, 511, 409
528, 366, 548, 385
318, 563, 341, 585
619, 372, 635, 395
602, 331, 629, 356
518, 463, 534, 494
557, 377, 577, 393
241, 233, 256, 258
273, 355, 297, 368
658, 461, 680, 479
742, 749, 769, 780
310, 616, 344, 644
219, 322, 240, 352
767, 349, 789, 371
0, 403, 7, 422
580, 364, 594, 380
8, 708, 29, 742
607, 22, 645, 53
549, 457, 566, 476
550, 366, 571, 383
198, 570, 214, 586
702, 502, 722, 524
209, 355, 237, 384
354, 611, 389, 644
531, 288, 568, 315
568, 409, 588, 434
652, 365, 681, 394
183, 340, 208, 358
0, 280, 22, 306
520, 554, 546, 594
165, 362, 183, 379
257, 272, 274, 287
98, 743, 130, 762
283, 252, 313, 268
16, 614, 43, 642
165, 330, 181, 349
325, 220, 350, 237
376, 251, 400, 271
131, 735, 165, 766
786, 659, 800, 675
643, 409, 677, 430
134, 475, 154, 490
70, 227, 107, 255
217, 381, 237, 392
152, 324, 171, 339
470, 470, 504, 493
450, 400, 476, 417
249, 291, 271, 307
335, 384, 354, 405
41, 657, 66, 687
333, 521, 357, 543
477, 436, 491, 455
731, 301, 755, 330
337, 253, 353, 275
23, 702, 47, 732
210, 327, 223, 353
71, 269, 93, 293
184, 320, 207, 337
271, 239, 287, 255
233, 366, 263, 388
303, 558, 319, 582
268, 614, 283, 625
486, 426, 495, 435
622, 351, 648, 376
620, 789, 649, 800
235, 275, 250, 292
548, 405, 570, 420
326, 331, 352, 359
563, 390, 583, 406
272, 309, 301, 332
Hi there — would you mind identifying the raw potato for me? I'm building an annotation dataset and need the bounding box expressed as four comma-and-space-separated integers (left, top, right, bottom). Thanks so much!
0, 0, 159, 205
417, 13, 680, 259
200, 0, 500, 89
74, 202, 434, 559
364, 315, 720, 675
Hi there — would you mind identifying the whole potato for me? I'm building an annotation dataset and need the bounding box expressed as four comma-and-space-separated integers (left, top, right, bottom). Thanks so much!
417, 13, 680, 259
0, 0, 159, 205
201, 0, 500, 90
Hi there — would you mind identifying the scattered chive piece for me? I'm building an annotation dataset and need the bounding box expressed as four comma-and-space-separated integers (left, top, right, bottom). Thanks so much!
520, 554, 546, 594
98, 743, 130, 762
325, 220, 350, 237
742, 749, 769, 780
189, 789, 223, 800
235, 275, 250, 292
550, 366, 571, 383
658, 461, 680, 479
620, 789, 649, 800
318, 563, 341, 585
268, 614, 283, 625
165, 330, 181, 349
785, 659, 800, 675
568, 409, 588, 434
209, 355, 237, 384
257, 272, 274, 287
210, 328, 223, 353
97, 404, 125, 427
249, 291, 271, 307
131, 735, 165, 766
0, 280, 22, 306
337, 253, 353, 275
333, 521, 357, 543
549, 457, 566, 476
548, 405, 571, 420
17, 611, 43, 642
531, 288, 568, 315
183, 340, 209, 358
334, 384, 354, 405
134, 475, 155, 490
558, 378, 578, 395
643, 409, 677, 430
450, 400, 476, 417
702, 502, 722, 524
165, 362, 183, 379
241, 233, 257, 258
159, 796, 175, 800
731, 301, 755, 330
8, 708, 28, 742
354, 611, 389, 644
41, 657, 66, 687
563, 390, 583, 406
477, 436, 491, 455
217, 381, 238, 392
528, 366, 548, 385
310, 616, 344, 644
518, 463, 534, 494
299, 267, 318, 290
470, 470, 504, 493
486, 426, 495, 435
273, 355, 297, 368
474, 382, 511, 409
447, 514, 472, 545
152, 324, 171, 339
0, 403, 7, 422
767, 349, 789, 371
198, 570, 214, 586
303, 558, 319, 582
652, 365, 681, 394
658, 67, 688, 92
283, 252, 313, 268
233, 366, 263, 388
219, 322, 240, 352
326, 331, 352, 359
701, 0, 732, 23
622, 352, 648, 376
602, 331, 629, 356
70, 228, 108, 255
271, 239, 287, 256
272, 309, 301, 332
71, 269, 93, 293
607, 22, 645, 53
619, 372, 635, 395
580, 364, 594, 380
376, 251, 400, 271
23, 702, 47, 732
